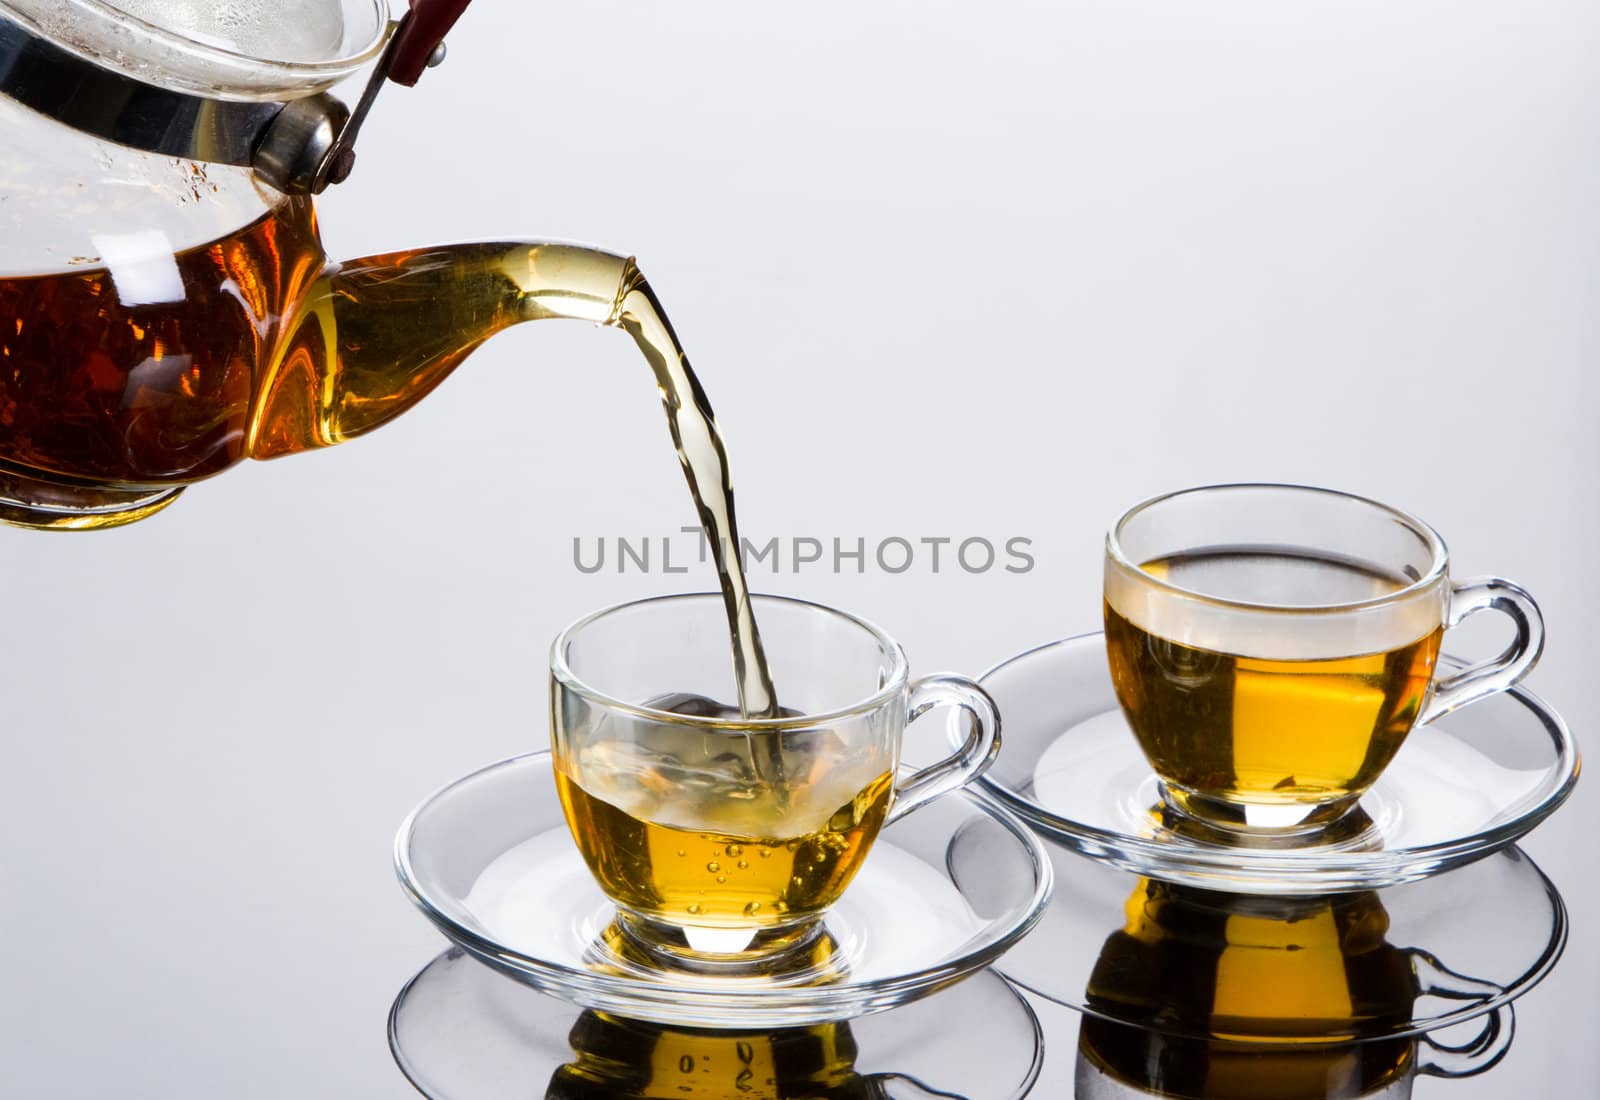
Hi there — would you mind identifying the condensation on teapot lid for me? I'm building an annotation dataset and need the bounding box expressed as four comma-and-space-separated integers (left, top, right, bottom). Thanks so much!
0, 0, 388, 99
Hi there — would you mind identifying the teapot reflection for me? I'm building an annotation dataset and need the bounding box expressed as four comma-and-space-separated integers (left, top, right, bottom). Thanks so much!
546, 1011, 896, 1100
1073, 880, 1513, 1098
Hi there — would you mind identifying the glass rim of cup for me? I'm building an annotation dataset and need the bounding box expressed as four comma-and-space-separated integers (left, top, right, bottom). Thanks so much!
1107, 481, 1451, 616
549, 591, 912, 730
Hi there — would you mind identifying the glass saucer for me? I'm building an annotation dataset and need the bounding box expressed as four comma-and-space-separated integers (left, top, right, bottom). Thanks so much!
947, 839, 1566, 1044
394, 752, 1052, 1028
389, 947, 1044, 1100
976, 633, 1580, 894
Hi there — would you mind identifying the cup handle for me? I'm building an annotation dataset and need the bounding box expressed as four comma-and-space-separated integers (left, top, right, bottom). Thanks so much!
1418, 577, 1544, 726
1410, 948, 1517, 1078
886, 674, 1002, 824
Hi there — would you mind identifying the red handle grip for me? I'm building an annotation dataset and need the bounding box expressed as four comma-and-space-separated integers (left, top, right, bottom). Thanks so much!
388, 0, 475, 86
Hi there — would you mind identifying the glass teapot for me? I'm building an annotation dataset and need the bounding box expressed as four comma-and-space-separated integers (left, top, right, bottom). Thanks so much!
0, 0, 640, 529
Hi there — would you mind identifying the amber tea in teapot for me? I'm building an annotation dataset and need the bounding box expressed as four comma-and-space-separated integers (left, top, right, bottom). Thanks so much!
4, 195, 338, 485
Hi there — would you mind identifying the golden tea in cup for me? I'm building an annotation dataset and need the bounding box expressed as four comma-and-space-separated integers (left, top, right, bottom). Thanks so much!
1104, 484, 1543, 831
550, 594, 999, 963
553, 759, 895, 933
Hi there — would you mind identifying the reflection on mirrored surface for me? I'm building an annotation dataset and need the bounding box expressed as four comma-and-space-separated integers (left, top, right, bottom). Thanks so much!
1074, 1011, 1511, 1099
1041, 845, 1573, 1097
970, 840, 1567, 1042
1084, 882, 1500, 1044
1070, 881, 1518, 1097
546, 1011, 870, 1099
389, 947, 1044, 1100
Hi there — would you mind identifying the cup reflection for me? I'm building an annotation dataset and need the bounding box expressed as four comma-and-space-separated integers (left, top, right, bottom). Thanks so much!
1073, 880, 1512, 1098
546, 1011, 881, 1100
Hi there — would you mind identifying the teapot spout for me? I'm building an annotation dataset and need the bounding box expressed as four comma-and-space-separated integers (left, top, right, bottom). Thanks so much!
249, 242, 637, 458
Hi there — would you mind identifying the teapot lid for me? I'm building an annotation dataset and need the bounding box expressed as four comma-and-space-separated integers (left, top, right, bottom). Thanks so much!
0, 0, 473, 193
0, 0, 388, 99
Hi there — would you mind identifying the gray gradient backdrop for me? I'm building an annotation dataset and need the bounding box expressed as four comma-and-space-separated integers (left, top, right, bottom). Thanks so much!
1, 0, 1593, 1094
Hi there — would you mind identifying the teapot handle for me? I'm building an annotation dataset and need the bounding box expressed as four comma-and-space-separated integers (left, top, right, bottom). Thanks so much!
390, 0, 478, 86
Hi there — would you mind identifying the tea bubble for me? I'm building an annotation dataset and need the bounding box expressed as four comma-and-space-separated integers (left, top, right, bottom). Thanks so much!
706, 861, 721, 874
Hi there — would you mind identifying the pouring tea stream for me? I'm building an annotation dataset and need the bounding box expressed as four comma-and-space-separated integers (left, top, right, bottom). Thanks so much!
0, 0, 780, 718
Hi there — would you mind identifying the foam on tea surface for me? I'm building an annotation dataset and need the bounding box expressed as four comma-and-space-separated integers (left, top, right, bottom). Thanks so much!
1106, 547, 1446, 662
1147, 550, 1405, 607
570, 694, 887, 834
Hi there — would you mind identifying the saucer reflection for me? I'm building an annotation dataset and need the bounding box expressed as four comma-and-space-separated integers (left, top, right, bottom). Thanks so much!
969, 841, 1567, 1046
389, 947, 1044, 1100
1072, 881, 1518, 1098
1076, 1014, 1510, 1099
1087, 883, 1431, 1042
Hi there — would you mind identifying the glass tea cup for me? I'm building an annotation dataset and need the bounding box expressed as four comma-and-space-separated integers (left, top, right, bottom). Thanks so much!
549, 593, 1000, 967
1104, 484, 1543, 832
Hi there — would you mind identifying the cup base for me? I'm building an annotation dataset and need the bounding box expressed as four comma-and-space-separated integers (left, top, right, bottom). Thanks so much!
590, 909, 848, 984
1158, 782, 1375, 844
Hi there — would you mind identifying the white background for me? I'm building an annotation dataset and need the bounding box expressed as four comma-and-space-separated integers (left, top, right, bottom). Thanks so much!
1, 0, 1594, 1093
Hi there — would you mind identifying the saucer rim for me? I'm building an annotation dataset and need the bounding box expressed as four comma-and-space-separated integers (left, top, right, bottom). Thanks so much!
975, 632, 1582, 894
394, 751, 1055, 1026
